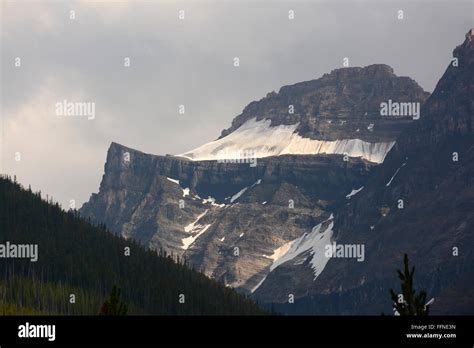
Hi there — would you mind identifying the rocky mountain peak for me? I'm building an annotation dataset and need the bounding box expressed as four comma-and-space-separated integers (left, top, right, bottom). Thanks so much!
465, 28, 474, 41
218, 64, 429, 143
389, 28, 474, 153
319, 63, 395, 81
455, 28, 474, 65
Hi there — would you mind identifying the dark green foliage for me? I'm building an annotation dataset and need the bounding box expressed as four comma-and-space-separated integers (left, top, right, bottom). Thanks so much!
390, 254, 431, 316
0, 175, 267, 315
99, 286, 127, 315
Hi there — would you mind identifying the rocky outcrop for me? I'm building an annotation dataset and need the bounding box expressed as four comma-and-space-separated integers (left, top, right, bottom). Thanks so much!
253, 30, 474, 315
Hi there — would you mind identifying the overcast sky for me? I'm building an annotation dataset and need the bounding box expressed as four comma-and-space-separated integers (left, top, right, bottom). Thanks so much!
1, 0, 472, 208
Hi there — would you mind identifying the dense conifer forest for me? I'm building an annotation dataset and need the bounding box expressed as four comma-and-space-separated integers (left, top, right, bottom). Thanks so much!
0, 176, 267, 315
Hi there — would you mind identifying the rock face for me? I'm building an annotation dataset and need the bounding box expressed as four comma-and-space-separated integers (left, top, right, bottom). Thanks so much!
219, 64, 429, 142
253, 30, 474, 314
80, 64, 429, 297
80, 145, 372, 291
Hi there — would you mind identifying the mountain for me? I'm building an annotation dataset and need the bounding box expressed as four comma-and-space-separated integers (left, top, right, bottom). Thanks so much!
0, 176, 267, 315
253, 29, 474, 314
180, 64, 428, 163
80, 64, 429, 296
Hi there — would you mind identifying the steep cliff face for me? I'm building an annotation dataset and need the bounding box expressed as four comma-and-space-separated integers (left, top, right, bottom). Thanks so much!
80, 144, 372, 291
80, 64, 429, 295
254, 30, 474, 314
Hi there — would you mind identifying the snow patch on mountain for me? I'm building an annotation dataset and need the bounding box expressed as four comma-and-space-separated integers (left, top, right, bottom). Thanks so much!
252, 215, 335, 293
184, 210, 208, 233
182, 210, 212, 250
166, 177, 190, 197
386, 163, 407, 186
202, 196, 225, 207
250, 275, 268, 294
228, 179, 261, 203
270, 215, 334, 277
308, 219, 335, 280
182, 224, 212, 250
177, 118, 395, 163
166, 177, 180, 185
346, 186, 364, 199
230, 187, 248, 203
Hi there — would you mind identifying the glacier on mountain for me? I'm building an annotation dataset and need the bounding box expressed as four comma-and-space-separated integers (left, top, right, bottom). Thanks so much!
177, 118, 395, 163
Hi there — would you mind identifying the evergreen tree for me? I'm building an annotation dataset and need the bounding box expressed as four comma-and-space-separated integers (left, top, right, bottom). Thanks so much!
99, 286, 128, 316
390, 254, 432, 316
0, 175, 268, 315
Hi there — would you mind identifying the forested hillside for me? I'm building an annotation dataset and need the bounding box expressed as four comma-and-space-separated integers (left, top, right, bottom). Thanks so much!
0, 176, 267, 315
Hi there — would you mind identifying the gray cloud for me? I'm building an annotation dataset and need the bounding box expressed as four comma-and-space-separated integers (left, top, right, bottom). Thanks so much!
1, 0, 472, 207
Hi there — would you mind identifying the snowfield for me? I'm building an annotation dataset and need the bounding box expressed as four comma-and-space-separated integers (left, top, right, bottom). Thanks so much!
251, 214, 335, 293
177, 118, 395, 164
269, 214, 335, 277
182, 210, 212, 250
